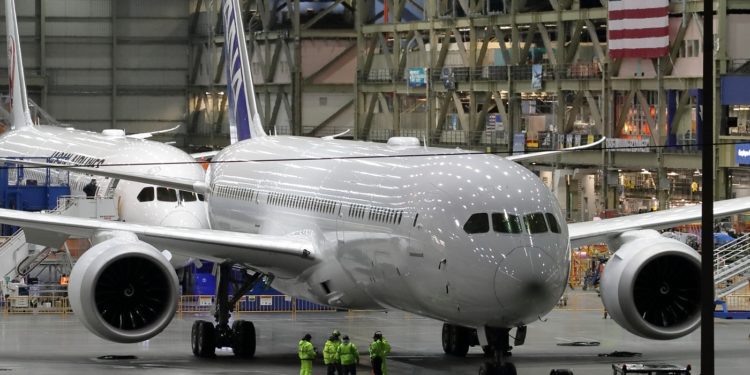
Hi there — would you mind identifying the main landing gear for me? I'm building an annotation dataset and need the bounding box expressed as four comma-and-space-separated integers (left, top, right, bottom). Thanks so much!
191, 263, 263, 358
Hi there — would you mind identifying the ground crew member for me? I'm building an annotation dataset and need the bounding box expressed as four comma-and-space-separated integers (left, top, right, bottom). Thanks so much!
83, 179, 97, 197
369, 331, 390, 375
323, 330, 342, 375
298, 333, 316, 375
337, 335, 359, 375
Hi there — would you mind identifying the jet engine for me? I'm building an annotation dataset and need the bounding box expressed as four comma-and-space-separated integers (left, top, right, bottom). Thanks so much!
68, 235, 180, 343
600, 230, 701, 340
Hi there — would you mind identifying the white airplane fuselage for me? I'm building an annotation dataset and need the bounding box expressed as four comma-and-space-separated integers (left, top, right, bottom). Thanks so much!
208, 136, 569, 328
0, 125, 209, 244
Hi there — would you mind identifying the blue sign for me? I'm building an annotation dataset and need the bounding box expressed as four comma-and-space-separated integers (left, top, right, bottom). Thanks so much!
736, 143, 750, 166
407, 67, 427, 88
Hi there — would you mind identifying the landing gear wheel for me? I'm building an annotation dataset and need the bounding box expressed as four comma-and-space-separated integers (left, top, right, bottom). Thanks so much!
478, 362, 496, 375
191, 320, 216, 358
231, 320, 256, 358
497, 363, 517, 375
442, 323, 470, 357
482, 345, 493, 357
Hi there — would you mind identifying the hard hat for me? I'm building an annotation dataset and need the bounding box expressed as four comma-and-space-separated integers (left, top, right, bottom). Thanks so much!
332, 330, 340, 337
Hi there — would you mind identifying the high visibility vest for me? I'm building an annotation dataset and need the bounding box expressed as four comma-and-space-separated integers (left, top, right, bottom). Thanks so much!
323, 339, 341, 364
298, 340, 315, 360
338, 342, 359, 365
369, 339, 388, 359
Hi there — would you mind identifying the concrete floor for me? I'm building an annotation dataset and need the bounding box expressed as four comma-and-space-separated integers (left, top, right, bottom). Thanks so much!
0, 291, 748, 375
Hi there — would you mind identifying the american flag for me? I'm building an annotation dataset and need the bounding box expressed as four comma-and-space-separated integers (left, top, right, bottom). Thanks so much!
608, 0, 669, 58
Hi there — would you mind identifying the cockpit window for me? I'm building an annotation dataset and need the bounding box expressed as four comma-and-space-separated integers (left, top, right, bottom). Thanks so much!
545, 213, 561, 233
180, 190, 197, 202
157, 187, 178, 202
136, 187, 154, 202
524, 213, 548, 234
197, 194, 205, 201
492, 213, 522, 233
464, 213, 490, 234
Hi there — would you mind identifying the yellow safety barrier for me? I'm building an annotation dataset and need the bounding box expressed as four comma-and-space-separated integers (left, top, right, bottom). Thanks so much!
2, 294, 337, 316
176, 295, 336, 318
2, 296, 71, 315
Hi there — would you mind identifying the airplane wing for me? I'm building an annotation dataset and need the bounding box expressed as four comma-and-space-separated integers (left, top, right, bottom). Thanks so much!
127, 124, 181, 139
0, 158, 210, 194
0, 208, 317, 278
506, 136, 606, 162
568, 196, 750, 247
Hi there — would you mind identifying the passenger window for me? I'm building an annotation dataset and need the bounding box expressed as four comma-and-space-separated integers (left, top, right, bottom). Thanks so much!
463, 213, 490, 234
136, 187, 154, 202
492, 212, 522, 233
197, 194, 205, 201
180, 190, 197, 202
157, 187, 178, 202
524, 213, 548, 234
545, 213, 561, 233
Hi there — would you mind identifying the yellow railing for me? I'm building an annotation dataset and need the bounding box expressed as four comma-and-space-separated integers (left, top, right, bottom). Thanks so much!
177, 294, 336, 318
2, 296, 71, 315
3, 294, 337, 316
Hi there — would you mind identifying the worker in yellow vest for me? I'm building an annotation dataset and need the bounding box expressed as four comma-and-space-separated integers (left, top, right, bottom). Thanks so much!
298, 333, 316, 375
368, 331, 391, 375
323, 330, 342, 375
337, 335, 359, 375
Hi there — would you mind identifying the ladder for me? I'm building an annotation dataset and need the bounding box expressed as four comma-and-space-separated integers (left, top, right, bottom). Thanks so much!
0, 230, 30, 279
713, 234, 750, 299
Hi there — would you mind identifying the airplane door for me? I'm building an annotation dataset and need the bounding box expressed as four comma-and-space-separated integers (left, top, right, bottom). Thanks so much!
406, 192, 453, 310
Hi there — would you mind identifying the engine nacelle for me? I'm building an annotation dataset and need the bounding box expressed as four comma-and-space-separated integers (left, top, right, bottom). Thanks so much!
68, 234, 179, 343
601, 230, 701, 340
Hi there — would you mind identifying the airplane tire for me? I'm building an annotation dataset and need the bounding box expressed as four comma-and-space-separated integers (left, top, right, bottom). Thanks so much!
191, 320, 203, 356
482, 345, 494, 357
441, 323, 452, 354
497, 363, 517, 375
191, 320, 215, 358
550, 370, 574, 375
452, 326, 470, 357
442, 323, 470, 357
478, 362, 495, 375
231, 320, 256, 358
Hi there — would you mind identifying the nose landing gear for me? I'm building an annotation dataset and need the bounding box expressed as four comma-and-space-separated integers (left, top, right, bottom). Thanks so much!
478, 327, 519, 375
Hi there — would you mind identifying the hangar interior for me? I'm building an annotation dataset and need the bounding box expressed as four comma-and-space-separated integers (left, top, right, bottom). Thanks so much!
0, 0, 749, 373
0, 0, 747, 289
2, 0, 750, 222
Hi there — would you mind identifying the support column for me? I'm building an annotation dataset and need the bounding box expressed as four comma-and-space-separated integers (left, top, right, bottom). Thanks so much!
292, 0, 303, 135
38, 0, 47, 109
111, 2, 117, 129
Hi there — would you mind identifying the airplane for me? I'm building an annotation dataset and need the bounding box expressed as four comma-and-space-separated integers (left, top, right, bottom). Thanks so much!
0, 0, 209, 267
0, 1, 745, 374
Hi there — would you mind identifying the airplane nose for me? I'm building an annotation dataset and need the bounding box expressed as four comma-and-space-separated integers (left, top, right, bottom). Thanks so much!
494, 246, 563, 319
160, 210, 204, 229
